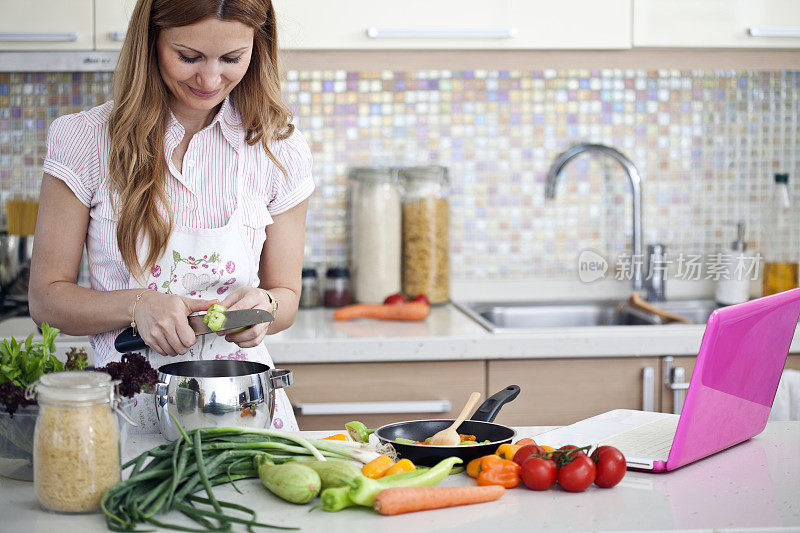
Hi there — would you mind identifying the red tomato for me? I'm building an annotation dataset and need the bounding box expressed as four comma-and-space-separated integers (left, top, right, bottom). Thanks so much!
591, 445, 627, 488
383, 293, 407, 305
557, 454, 596, 492
512, 443, 548, 466
410, 294, 431, 306
552, 444, 582, 465
520, 456, 557, 491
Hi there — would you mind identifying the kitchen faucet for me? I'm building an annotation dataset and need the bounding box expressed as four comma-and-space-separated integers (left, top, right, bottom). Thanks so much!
545, 144, 645, 292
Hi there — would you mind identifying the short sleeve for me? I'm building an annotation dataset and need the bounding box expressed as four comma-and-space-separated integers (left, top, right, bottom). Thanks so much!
42, 113, 101, 207
267, 128, 315, 216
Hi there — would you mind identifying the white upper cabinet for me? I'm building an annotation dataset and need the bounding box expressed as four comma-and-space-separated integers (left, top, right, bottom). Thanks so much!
0, 0, 93, 50
275, 0, 633, 50
634, 0, 800, 48
95, 0, 136, 50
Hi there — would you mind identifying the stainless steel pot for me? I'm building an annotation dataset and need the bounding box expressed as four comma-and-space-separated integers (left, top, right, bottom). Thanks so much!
154, 360, 293, 442
0, 234, 34, 299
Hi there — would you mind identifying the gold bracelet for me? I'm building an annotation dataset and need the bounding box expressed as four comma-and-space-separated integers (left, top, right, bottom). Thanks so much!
264, 290, 278, 333
130, 289, 154, 336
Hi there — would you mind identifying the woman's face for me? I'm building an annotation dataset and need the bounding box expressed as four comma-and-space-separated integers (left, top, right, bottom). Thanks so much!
157, 18, 255, 117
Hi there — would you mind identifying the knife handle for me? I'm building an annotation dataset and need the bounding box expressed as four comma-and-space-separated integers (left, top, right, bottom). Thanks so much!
114, 327, 148, 353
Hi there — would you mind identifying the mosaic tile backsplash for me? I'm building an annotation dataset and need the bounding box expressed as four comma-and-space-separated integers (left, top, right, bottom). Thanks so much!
0, 69, 798, 281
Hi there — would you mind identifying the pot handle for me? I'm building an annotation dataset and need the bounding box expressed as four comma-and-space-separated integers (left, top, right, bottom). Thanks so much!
469, 385, 520, 422
269, 369, 293, 390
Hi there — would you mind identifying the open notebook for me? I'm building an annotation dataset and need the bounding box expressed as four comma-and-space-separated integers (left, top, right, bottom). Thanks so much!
535, 288, 800, 472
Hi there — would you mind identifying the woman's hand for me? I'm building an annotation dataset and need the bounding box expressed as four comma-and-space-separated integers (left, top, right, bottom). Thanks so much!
217, 286, 273, 348
134, 291, 218, 356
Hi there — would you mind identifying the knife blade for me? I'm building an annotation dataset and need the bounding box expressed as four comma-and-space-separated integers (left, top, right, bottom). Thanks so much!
114, 308, 275, 353
188, 308, 274, 335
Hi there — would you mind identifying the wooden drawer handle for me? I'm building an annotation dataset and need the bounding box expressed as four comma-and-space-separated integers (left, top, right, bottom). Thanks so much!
295, 400, 451, 416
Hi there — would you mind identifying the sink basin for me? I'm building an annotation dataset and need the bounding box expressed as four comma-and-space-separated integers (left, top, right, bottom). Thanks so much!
454, 298, 719, 333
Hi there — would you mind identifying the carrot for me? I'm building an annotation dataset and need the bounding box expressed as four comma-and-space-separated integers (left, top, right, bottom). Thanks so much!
373, 485, 505, 515
333, 301, 430, 322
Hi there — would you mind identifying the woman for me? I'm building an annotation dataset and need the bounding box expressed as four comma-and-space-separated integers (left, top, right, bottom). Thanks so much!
28, 0, 312, 432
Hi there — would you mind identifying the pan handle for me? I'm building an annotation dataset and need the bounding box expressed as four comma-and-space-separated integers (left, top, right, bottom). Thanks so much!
470, 385, 520, 422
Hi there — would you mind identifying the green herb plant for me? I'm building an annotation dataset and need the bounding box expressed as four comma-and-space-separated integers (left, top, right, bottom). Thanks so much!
0, 323, 62, 390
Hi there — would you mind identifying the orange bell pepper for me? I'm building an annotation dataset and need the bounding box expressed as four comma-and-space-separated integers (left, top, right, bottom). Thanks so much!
495, 443, 522, 461
322, 433, 349, 441
384, 458, 416, 476
476, 454, 521, 488
361, 455, 395, 479
466, 456, 486, 478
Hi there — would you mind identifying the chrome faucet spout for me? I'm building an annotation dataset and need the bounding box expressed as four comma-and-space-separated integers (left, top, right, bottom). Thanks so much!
545, 143, 644, 291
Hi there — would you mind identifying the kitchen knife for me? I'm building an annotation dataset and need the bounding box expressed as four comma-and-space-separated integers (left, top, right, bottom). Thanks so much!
113, 308, 274, 353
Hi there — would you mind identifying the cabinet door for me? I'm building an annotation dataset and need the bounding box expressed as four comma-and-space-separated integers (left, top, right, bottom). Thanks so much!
275, 0, 631, 50
0, 0, 93, 50
487, 358, 660, 426
283, 361, 485, 430
634, 0, 800, 48
662, 353, 800, 414
95, 0, 136, 50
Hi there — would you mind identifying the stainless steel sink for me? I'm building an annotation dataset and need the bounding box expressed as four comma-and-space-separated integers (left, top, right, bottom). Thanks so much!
454, 298, 719, 333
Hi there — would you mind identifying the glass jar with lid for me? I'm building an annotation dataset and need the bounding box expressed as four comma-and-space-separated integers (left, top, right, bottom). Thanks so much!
324, 266, 352, 308
27, 371, 122, 513
349, 167, 402, 303
299, 267, 320, 308
398, 166, 450, 304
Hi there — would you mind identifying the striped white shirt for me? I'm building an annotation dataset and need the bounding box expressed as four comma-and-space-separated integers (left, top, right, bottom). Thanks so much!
43, 96, 314, 361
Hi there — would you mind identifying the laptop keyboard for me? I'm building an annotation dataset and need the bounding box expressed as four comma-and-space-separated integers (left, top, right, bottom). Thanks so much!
595, 416, 679, 461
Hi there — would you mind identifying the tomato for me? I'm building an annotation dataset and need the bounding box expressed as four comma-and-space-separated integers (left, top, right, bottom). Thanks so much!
383, 293, 407, 305
514, 438, 537, 446
552, 444, 582, 465
512, 443, 548, 466
520, 456, 557, 491
557, 454, 596, 492
591, 445, 627, 488
410, 294, 431, 306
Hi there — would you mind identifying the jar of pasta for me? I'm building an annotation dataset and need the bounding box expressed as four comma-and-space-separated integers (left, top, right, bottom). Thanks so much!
399, 166, 450, 304
27, 371, 122, 513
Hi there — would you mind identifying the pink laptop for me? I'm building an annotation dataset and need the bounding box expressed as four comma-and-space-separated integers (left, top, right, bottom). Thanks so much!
535, 288, 800, 472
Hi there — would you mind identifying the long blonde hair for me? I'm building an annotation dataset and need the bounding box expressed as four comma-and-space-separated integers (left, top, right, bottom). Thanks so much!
108, 0, 293, 279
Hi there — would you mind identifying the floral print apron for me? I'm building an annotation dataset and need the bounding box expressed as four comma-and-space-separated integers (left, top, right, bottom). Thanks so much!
126, 139, 297, 433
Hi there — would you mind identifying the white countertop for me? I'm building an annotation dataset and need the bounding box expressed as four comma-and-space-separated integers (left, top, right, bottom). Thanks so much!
2, 303, 799, 365
1, 422, 798, 532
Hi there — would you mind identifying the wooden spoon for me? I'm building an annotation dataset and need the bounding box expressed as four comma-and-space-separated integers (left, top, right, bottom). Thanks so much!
428, 391, 482, 446
629, 293, 692, 324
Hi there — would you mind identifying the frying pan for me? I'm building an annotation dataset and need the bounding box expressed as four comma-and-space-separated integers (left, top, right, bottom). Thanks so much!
375, 385, 520, 466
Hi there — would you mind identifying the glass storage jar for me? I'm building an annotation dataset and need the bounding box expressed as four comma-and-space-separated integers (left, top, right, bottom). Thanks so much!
399, 166, 450, 304
299, 267, 320, 308
27, 371, 121, 513
324, 267, 352, 308
349, 167, 402, 303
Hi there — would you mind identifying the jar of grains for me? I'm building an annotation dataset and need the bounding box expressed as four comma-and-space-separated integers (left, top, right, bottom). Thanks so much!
399, 166, 450, 304
27, 371, 122, 513
349, 167, 402, 303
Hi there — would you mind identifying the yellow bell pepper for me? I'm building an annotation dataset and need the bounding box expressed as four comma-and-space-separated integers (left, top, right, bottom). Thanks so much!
322, 433, 349, 441
466, 456, 486, 478
384, 458, 416, 476
495, 443, 522, 461
361, 455, 395, 479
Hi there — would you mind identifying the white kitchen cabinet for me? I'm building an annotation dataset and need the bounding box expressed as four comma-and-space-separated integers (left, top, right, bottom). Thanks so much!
274, 0, 632, 50
0, 0, 94, 50
95, 0, 136, 50
633, 0, 800, 48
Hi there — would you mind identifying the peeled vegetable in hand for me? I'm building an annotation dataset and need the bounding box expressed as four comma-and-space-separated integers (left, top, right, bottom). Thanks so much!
203, 304, 227, 332
254, 455, 321, 504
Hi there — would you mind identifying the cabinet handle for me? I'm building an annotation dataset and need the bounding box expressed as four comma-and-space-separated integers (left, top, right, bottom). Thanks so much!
663, 356, 689, 415
366, 27, 518, 40
642, 366, 655, 412
295, 400, 451, 416
109, 31, 127, 42
0, 32, 78, 42
747, 26, 800, 38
